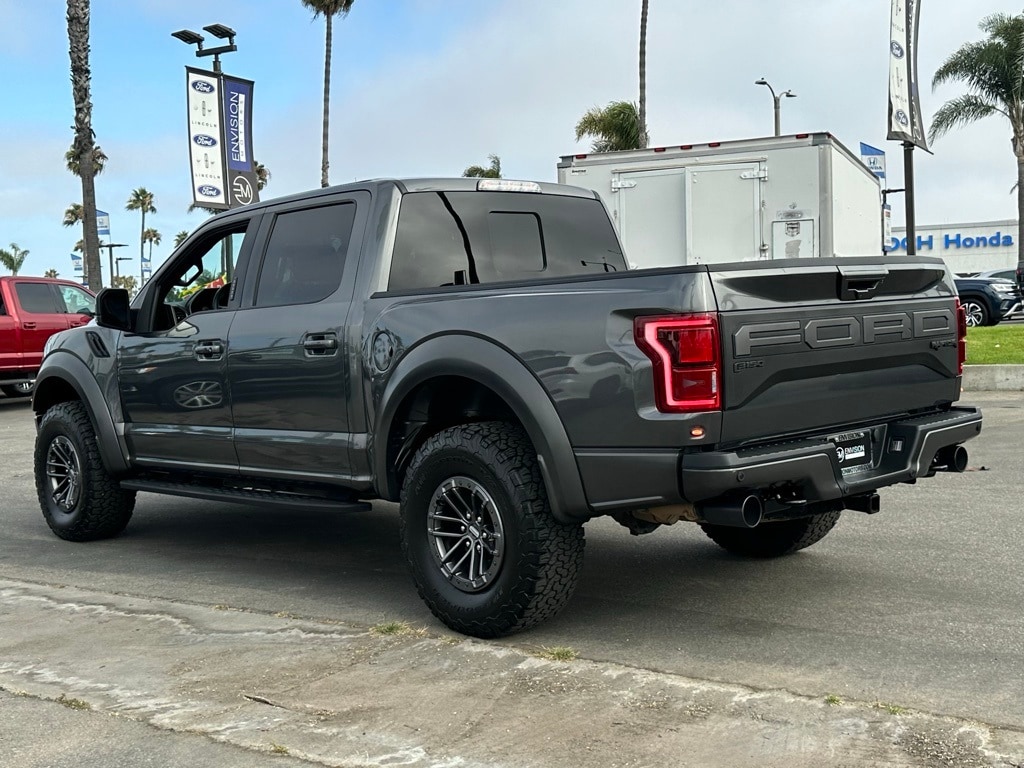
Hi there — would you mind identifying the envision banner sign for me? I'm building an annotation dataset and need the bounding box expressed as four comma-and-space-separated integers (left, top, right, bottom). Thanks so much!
184, 67, 259, 210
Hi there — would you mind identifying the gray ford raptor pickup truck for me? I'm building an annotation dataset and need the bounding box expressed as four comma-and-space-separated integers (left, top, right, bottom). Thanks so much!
32, 178, 981, 637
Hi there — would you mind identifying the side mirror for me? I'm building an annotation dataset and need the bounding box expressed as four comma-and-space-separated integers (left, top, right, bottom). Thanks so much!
95, 288, 132, 331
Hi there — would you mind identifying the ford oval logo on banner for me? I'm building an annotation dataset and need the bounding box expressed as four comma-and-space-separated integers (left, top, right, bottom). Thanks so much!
198, 185, 221, 198
193, 134, 217, 147
191, 80, 215, 94
890, 40, 905, 58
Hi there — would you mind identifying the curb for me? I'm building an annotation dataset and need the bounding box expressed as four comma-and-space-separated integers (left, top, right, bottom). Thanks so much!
963, 365, 1024, 391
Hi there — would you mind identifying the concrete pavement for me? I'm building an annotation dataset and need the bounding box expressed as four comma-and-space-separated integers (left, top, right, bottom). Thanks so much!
1, 392, 1022, 766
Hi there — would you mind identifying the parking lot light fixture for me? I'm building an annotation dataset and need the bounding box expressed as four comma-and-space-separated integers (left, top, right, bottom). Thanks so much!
172, 24, 237, 73
755, 78, 797, 137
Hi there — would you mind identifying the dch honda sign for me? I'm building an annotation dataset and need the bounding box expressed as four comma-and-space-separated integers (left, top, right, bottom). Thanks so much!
185, 67, 259, 210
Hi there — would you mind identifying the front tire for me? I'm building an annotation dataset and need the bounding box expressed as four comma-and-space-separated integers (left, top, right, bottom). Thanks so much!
400, 422, 585, 638
961, 299, 988, 328
700, 511, 841, 558
1, 381, 34, 398
34, 401, 136, 541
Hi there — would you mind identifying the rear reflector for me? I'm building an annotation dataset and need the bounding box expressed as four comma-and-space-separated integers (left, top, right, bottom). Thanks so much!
634, 314, 722, 412
956, 298, 967, 375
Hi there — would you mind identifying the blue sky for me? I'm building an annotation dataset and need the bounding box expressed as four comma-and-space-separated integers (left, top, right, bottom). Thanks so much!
0, 0, 1018, 281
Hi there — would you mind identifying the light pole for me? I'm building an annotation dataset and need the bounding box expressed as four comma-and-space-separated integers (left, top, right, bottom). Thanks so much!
755, 78, 796, 137
171, 24, 237, 73
115, 256, 132, 279
102, 243, 128, 286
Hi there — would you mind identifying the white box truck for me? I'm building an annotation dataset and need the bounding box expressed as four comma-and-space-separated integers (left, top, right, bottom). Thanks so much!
557, 132, 883, 269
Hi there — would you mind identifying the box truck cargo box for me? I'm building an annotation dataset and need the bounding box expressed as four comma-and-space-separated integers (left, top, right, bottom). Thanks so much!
557, 133, 883, 269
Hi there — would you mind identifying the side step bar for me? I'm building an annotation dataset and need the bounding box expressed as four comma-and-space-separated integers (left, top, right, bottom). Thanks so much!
120, 479, 372, 512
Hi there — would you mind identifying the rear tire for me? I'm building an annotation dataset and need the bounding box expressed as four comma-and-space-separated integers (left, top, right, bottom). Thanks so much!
34, 401, 136, 541
400, 421, 585, 638
700, 512, 841, 558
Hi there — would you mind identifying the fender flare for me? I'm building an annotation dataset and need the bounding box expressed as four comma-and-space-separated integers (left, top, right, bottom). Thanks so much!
33, 353, 130, 475
374, 334, 591, 523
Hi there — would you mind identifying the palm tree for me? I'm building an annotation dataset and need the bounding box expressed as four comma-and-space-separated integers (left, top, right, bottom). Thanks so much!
174, 230, 190, 248
301, 0, 356, 188
63, 202, 84, 229
930, 12, 1024, 272
142, 227, 161, 277
126, 187, 156, 280
463, 155, 502, 178
67, 0, 103, 291
65, 144, 107, 176
45, 268, 60, 278
638, 0, 649, 148
575, 101, 645, 152
0, 244, 29, 276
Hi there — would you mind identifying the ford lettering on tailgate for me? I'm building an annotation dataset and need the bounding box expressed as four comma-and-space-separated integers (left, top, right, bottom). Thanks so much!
733, 309, 956, 357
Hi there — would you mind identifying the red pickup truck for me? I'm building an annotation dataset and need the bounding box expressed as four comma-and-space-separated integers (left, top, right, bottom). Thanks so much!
0, 276, 95, 397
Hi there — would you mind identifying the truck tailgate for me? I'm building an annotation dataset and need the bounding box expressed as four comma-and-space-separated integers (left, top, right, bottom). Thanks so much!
710, 258, 962, 447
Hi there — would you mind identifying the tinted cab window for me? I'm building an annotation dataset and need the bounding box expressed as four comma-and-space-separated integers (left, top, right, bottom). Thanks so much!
388, 192, 625, 291
256, 203, 356, 307
14, 283, 60, 314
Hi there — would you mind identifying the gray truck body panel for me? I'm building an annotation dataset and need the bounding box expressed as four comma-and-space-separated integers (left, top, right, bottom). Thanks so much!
33, 178, 980, 523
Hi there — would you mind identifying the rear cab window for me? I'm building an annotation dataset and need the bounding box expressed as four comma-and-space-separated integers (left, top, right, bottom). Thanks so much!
388, 192, 625, 292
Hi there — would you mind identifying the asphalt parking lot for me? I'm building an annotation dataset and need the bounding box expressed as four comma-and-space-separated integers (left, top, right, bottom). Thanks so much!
1, 391, 1022, 766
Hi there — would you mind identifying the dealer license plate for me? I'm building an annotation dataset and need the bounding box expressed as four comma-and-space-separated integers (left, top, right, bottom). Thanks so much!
831, 430, 872, 475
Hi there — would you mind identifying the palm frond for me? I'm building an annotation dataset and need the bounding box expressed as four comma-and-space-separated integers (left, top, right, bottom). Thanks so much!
928, 95, 1000, 143
574, 101, 643, 152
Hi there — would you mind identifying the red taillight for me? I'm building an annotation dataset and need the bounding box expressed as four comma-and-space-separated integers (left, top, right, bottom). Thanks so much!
634, 314, 721, 412
955, 298, 967, 375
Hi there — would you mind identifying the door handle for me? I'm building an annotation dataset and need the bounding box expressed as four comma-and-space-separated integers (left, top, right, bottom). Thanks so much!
303, 332, 338, 356
22, 322, 36, 330
194, 340, 225, 360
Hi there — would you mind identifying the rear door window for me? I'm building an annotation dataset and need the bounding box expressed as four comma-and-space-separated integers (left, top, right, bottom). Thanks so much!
14, 283, 60, 314
388, 192, 625, 291
255, 203, 357, 307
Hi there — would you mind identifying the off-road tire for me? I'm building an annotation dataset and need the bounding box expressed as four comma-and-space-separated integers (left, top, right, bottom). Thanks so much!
400, 421, 585, 638
35, 401, 136, 541
700, 511, 841, 558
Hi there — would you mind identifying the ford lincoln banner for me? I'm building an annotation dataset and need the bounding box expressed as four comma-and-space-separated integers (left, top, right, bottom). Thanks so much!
185, 67, 229, 210
221, 75, 259, 207
887, 0, 928, 150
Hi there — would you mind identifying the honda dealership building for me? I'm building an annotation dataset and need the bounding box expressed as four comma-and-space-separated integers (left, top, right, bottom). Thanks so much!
889, 219, 1017, 274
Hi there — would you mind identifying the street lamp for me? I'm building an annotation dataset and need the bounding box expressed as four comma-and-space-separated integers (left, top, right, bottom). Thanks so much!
171, 23, 237, 73
101, 243, 128, 287
755, 78, 796, 137
115, 256, 132, 279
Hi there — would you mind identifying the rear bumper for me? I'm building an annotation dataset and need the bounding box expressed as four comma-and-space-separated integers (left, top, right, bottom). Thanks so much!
680, 406, 983, 504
